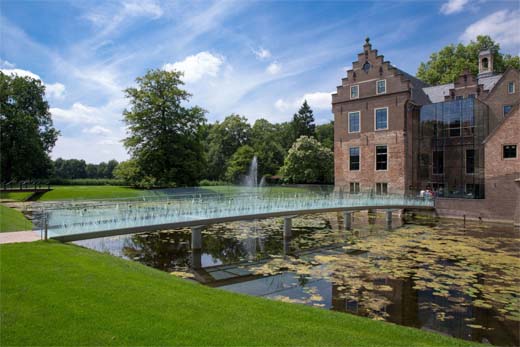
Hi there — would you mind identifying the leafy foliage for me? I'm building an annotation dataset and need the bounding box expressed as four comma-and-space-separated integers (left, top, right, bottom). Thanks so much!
0, 72, 59, 181
123, 69, 206, 187
206, 114, 251, 180
53, 158, 119, 179
417, 35, 520, 85
280, 136, 333, 184
225, 145, 255, 183
251, 119, 285, 176
315, 121, 334, 151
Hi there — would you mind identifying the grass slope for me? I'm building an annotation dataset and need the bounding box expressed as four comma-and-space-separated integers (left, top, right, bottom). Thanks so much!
0, 241, 474, 346
37, 185, 146, 201
0, 192, 33, 201
0, 205, 33, 232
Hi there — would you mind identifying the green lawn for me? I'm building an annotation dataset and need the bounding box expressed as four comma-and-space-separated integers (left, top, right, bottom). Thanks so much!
0, 241, 474, 346
0, 191, 33, 201
0, 205, 33, 232
37, 185, 147, 201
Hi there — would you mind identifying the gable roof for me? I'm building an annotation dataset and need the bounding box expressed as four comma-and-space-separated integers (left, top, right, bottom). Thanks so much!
422, 84, 454, 103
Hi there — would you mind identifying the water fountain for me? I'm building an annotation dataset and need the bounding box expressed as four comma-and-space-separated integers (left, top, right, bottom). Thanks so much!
242, 156, 259, 188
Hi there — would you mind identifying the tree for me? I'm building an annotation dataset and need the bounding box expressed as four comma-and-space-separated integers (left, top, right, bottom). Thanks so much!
206, 114, 251, 180
122, 69, 206, 187
316, 121, 334, 151
113, 160, 142, 184
280, 136, 333, 184
251, 119, 285, 177
291, 100, 315, 143
417, 35, 520, 85
0, 72, 59, 181
225, 145, 255, 183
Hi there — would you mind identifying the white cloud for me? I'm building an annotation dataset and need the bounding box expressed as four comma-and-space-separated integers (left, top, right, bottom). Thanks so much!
83, 125, 112, 136
440, 0, 469, 15
51, 102, 102, 124
163, 51, 224, 83
123, 0, 163, 19
45, 82, 66, 99
460, 10, 520, 49
1, 68, 40, 80
266, 62, 281, 75
253, 47, 271, 59
275, 92, 333, 112
0, 59, 15, 69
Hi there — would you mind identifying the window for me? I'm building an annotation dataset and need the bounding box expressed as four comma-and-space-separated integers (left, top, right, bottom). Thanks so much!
349, 147, 360, 171
374, 107, 388, 130
449, 113, 461, 137
433, 151, 444, 175
468, 94, 475, 99
456, 95, 464, 100
349, 182, 360, 194
466, 149, 475, 174
503, 105, 513, 116
376, 145, 387, 170
375, 183, 388, 195
508, 82, 515, 94
376, 80, 386, 94
348, 111, 360, 133
503, 145, 517, 159
350, 85, 359, 99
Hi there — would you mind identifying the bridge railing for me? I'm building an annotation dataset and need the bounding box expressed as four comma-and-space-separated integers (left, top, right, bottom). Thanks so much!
36, 191, 433, 239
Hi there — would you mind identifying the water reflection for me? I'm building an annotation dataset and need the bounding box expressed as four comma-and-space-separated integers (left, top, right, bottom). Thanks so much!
75, 212, 519, 346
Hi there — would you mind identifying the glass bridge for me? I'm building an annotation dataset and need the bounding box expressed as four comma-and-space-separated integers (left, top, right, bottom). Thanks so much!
36, 190, 434, 241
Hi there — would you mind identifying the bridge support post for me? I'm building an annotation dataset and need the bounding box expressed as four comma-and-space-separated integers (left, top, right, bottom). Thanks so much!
368, 209, 376, 225
386, 210, 393, 230
343, 211, 352, 231
283, 217, 292, 239
191, 226, 204, 269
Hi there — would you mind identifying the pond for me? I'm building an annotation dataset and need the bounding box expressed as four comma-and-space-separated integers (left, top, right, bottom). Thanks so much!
75, 212, 520, 346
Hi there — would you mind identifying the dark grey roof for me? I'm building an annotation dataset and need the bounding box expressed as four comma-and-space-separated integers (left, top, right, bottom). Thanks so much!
395, 68, 431, 105
478, 74, 502, 91
422, 83, 453, 103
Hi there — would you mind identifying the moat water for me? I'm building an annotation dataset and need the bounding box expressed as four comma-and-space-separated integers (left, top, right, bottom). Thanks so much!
75, 213, 520, 346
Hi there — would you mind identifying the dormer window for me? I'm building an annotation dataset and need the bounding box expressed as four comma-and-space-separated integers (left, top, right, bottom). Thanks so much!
350, 85, 359, 99
508, 82, 515, 94
376, 80, 386, 95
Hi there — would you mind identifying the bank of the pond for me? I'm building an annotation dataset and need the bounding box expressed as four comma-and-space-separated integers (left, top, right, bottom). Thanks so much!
0, 205, 33, 232
0, 241, 475, 346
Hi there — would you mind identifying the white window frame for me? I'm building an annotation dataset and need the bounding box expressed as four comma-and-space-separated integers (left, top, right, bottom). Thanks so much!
349, 146, 361, 171
503, 144, 518, 160
374, 107, 389, 131
348, 111, 361, 133
375, 182, 388, 195
375, 145, 388, 172
376, 79, 386, 95
350, 85, 359, 99
508, 81, 515, 94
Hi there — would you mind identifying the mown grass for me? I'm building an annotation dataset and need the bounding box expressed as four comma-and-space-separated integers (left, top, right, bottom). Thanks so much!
0, 191, 33, 201
0, 205, 33, 232
0, 241, 475, 346
37, 185, 146, 201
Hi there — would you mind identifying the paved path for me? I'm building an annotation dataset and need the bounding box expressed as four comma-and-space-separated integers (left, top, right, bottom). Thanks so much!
0, 231, 40, 244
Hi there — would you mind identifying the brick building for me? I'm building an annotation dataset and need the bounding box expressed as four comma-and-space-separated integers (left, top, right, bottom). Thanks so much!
332, 38, 519, 224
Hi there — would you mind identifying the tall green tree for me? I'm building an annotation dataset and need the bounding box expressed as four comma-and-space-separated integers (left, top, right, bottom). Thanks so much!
315, 121, 334, 151
225, 145, 255, 183
280, 136, 333, 184
206, 114, 251, 180
417, 35, 520, 85
122, 69, 206, 187
0, 72, 59, 181
251, 119, 285, 177
291, 100, 315, 143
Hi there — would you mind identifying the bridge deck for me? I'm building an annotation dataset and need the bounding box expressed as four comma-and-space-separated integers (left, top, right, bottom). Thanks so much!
38, 193, 434, 242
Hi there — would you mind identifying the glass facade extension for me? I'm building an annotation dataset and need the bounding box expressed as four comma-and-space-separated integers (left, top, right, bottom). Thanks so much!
417, 98, 489, 199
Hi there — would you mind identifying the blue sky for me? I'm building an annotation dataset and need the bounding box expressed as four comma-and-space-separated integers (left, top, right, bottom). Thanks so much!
1, 0, 519, 163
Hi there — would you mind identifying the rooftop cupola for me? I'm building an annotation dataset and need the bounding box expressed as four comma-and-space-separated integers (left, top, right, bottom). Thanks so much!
478, 49, 494, 78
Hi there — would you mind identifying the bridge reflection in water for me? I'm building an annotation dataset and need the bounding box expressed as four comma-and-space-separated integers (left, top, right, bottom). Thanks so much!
37, 191, 434, 242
